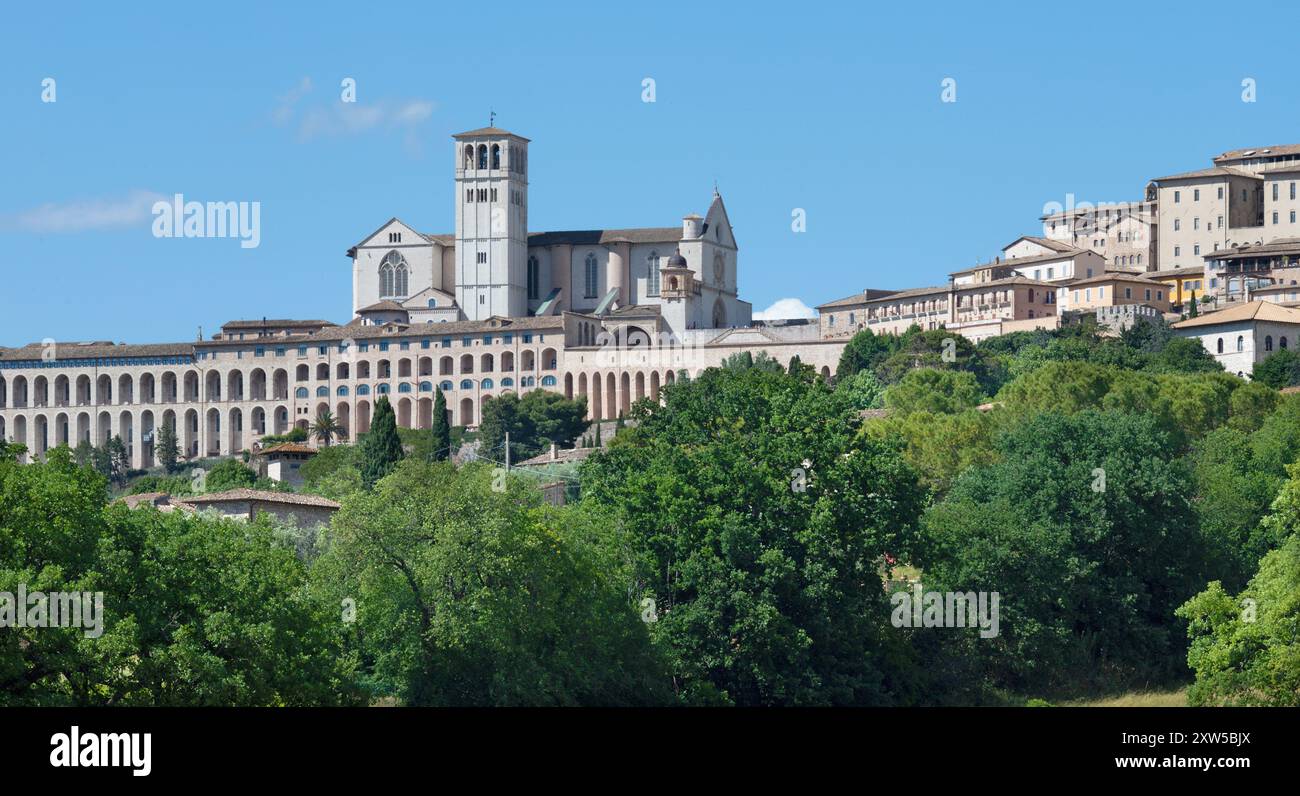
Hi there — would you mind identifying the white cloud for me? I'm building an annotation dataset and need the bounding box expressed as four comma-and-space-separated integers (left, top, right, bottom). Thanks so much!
271, 76, 313, 126
297, 98, 437, 140
1, 190, 167, 233
753, 297, 817, 321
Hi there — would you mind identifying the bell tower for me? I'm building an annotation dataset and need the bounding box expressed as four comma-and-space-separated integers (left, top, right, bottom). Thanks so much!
453, 122, 529, 320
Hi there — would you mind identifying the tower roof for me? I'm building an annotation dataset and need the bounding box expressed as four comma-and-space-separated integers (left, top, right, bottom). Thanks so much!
452, 126, 530, 141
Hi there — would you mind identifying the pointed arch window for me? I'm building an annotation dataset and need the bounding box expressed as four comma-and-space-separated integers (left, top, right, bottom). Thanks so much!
380, 251, 409, 298
584, 253, 599, 299
527, 255, 540, 301
647, 250, 661, 296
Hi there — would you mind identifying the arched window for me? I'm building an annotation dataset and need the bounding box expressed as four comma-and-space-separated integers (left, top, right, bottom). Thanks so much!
419, 381, 433, 392
1266, 335, 1274, 352
1237, 335, 1245, 352
464, 145, 475, 168
527, 256, 540, 301
490, 144, 500, 169
541, 375, 557, 387
713, 253, 725, 286
316, 386, 328, 397
482, 378, 494, 390
501, 377, 514, 387
295, 387, 308, 399
378, 384, 391, 394
584, 253, 599, 298
1283, 337, 1290, 350
647, 250, 660, 296
398, 383, 412, 393
380, 250, 408, 298
337, 386, 349, 396
477, 144, 488, 170
440, 381, 453, 391
460, 379, 474, 390
357, 384, 370, 395
1217, 338, 1224, 354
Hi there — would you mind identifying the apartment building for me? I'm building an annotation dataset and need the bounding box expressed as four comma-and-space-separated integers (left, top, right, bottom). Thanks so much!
1057, 272, 1171, 314
951, 238, 1107, 286
1039, 200, 1157, 272
1149, 167, 1264, 273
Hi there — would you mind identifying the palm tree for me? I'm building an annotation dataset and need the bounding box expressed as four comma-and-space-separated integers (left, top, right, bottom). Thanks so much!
309, 409, 344, 447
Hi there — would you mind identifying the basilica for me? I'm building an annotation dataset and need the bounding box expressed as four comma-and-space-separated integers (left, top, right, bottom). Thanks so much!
0, 126, 846, 468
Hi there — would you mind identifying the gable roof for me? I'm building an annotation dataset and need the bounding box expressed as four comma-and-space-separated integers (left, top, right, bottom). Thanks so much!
1004, 235, 1084, 254
356, 300, 408, 314
1172, 300, 1300, 328
1214, 144, 1300, 163
1151, 166, 1259, 183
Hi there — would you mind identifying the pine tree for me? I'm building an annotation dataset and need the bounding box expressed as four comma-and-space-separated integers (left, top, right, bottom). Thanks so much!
429, 388, 451, 462
594, 423, 602, 447
360, 396, 404, 489
1189, 294, 1199, 318
156, 423, 180, 474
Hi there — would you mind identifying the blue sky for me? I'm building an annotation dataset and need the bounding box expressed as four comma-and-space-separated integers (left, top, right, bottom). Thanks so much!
2, 0, 1298, 346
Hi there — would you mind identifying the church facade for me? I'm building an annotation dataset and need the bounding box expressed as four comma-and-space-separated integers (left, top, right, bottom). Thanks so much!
0, 126, 848, 469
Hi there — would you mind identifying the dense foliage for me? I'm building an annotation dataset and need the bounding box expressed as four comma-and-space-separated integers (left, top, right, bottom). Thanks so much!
6, 314, 1299, 706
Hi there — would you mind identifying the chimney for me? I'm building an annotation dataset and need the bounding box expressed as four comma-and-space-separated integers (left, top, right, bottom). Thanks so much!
550, 442, 558, 461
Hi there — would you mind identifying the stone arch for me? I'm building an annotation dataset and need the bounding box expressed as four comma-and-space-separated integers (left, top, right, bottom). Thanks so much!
335, 401, 351, 442
227, 370, 244, 402
205, 370, 222, 401
250, 368, 267, 400
54, 374, 70, 407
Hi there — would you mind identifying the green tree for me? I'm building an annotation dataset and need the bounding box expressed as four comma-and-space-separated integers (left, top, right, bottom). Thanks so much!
581, 364, 928, 705
105, 436, 129, 486
313, 461, 670, 705
429, 388, 451, 462
203, 458, 258, 492
1227, 380, 1279, 433
308, 409, 344, 447
155, 423, 180, 474
1178, 530, 1300, 706
1250, 348, 1300, 389
883, 368, 982, 415
862, 409, 996, 494
359, 396, 403, 489
72, 439, 95, 469
0, 448, 361, 706
837, 369, 886, 410
837, 327, 898, 379
875, 328, 1006, 394
919, 410, 1208, 696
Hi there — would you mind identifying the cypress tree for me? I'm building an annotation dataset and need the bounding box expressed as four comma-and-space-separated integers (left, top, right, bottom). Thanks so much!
429, 388, 451, 462
361, 396, 404, 488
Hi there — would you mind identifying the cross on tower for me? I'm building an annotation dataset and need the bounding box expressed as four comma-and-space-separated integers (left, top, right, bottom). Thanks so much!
489, 109, 496, 127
